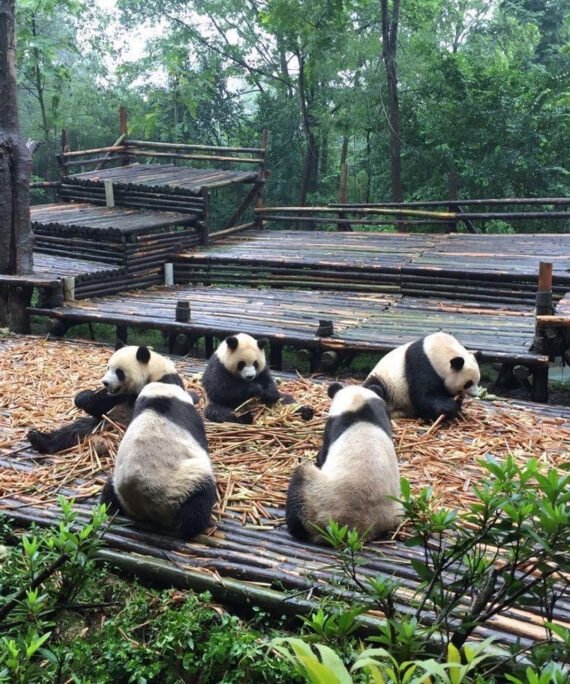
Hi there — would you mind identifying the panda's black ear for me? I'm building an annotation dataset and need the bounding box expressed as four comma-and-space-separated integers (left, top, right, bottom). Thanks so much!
366, 383, 386, 399
450, 356, 465, 371
257, 337, 268, 350
136, 346, 151, 364
226, 336, 239, 351
473, 350, 483, 362
115, 339, 126, 350
327, 382, 343, 399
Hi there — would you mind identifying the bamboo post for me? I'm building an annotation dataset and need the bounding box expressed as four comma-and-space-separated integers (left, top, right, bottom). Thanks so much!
116, 325, 128, 345
119, 105, 129, 166
337, 163, 352, 232
63, 277, 75, 302
60, 128, 68, 177
104, 180, 115, 208
269, 342, 283, 370
531, 262, 553, 402
200, 187, 210, 245
254, 129, 269, 229
447, 172, 459, 233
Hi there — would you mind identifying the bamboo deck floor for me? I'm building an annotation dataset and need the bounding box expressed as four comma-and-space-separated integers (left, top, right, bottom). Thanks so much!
1, 337, 568, 648
29, 285, 545, 366
67, 163, 259, 194
176, 230, 570, 304
31, 202, 197, 236
33, 253, 124, 280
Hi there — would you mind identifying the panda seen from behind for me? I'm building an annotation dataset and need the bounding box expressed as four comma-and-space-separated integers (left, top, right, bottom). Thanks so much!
286, 382, 402, 544
100, 381, 216, 540
363, 332, 481, 422
27, 343, 184, 454
202, 333, 284, 424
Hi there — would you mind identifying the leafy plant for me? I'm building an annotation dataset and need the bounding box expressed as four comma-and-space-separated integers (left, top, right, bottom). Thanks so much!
400, 456, 570, 651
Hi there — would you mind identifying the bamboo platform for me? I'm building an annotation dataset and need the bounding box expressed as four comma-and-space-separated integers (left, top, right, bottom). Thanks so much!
31, 202, 198, 235
31, 203, 202, 297
28, 284, 545, 369
1, 337, 568, 649
65, 163, 258, 196
175, 230, 570, 304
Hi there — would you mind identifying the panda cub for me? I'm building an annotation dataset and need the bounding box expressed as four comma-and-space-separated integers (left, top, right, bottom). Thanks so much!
286, 383, 402, 544
27, 344, 183, 454
100, 382, 216, 540
363, 332, 481, 422
202, 333, 284, 424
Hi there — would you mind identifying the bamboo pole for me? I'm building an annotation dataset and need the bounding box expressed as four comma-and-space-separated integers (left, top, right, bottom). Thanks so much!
126, 150, 264, 165
126, 139, 265, 154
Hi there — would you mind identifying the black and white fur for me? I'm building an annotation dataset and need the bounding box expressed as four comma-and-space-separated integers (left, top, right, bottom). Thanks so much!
202, 333, 284, 424
27, 343, 184, 454
363, 332, 481, 422
286, 383, 402, 544
100, 382, 216, 539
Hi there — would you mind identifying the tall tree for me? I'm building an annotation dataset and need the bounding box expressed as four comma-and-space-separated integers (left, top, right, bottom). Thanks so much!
0, 0, 34, 330
380, 0, 403, 202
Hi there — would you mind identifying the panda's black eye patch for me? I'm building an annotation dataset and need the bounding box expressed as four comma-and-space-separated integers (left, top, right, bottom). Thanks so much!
237, 361, 246, 371
253, 361, 259, 369
464, 380, 473, 389
115, 368, 126, 382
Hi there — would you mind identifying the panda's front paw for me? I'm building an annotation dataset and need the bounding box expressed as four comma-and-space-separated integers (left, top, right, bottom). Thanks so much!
261, 390, 281, 406
27, 429, 51, 454
238, 410, 254, 425
247, 383, 264, 398
296, 405, 314, 421
74, 390, 98, 412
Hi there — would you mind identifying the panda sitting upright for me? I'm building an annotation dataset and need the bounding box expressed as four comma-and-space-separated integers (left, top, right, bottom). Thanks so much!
201, 333, 284, 424
363, 331, 481, 422
286, 382, 402, 544
100, 381, 217, 540
27, 343, 184, 454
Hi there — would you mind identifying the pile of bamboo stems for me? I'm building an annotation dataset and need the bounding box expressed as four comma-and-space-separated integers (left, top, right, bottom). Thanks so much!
1, 337, 569, 526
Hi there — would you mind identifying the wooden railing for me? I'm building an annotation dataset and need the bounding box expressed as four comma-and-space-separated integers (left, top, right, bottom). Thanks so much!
57, 138, 267, 173
255, 198, 570, 233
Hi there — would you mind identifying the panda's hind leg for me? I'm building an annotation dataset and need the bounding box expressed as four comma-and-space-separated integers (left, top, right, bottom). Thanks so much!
100, 477, 126, 516
27, 416, 99, 454
175, 477, 217, 540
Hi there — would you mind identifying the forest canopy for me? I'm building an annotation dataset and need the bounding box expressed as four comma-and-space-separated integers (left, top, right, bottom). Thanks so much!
16, 0, 570, 205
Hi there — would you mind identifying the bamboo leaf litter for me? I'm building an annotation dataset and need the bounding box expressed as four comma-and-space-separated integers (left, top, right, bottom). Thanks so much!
1, 337, 568, 526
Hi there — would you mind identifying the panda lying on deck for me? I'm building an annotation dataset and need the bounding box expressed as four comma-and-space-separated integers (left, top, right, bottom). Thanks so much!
27, 343, 185, 454
100, 382, 217, 540
202, 333, 313, 424
286, 382, 402, 544
363, 332, 481, 422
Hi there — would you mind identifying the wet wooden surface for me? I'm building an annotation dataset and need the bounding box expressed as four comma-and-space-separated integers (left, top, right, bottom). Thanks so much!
29, 284, 545, 365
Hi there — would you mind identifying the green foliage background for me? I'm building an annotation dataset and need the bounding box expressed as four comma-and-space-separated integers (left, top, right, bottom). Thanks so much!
15, 0, 570, 206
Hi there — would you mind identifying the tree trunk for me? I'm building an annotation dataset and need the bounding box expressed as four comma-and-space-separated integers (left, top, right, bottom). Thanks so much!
297, 53, 319, 205
0, 0, 34, 331
380, 0, 404, 205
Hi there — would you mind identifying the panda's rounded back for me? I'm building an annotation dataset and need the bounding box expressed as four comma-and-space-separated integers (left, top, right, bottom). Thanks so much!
114, 382, 212, 524
364, 342, 412, 412
321, 385, 399, 484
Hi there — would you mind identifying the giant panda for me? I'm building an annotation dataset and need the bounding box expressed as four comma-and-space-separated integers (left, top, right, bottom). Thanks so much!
286, 382, 402, 544
27, 343, 184, 454
363, 332, 481, 422
202, 333, 290, 424
100, 381, 216, 539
